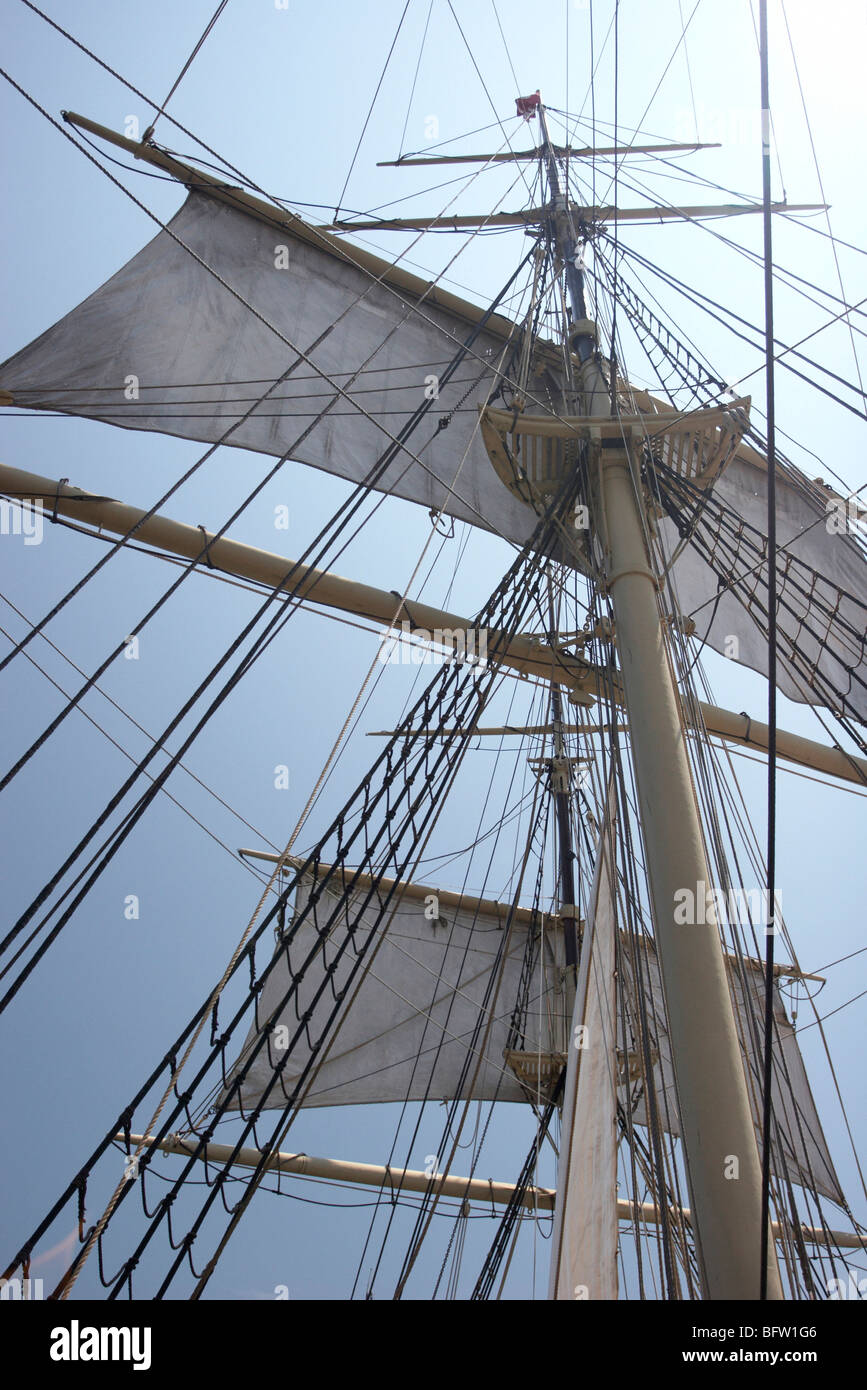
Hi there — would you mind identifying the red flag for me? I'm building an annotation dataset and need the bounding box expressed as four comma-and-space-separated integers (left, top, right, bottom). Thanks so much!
515, 90, 540, 119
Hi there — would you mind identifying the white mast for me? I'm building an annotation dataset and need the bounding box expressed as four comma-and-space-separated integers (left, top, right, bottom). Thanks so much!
536, 100, 783, 1300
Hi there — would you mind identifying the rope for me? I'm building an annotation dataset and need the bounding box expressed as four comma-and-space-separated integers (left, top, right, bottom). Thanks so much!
332, 0, 412, 220
759, 0, 779, 1297
140, 1, 230, 143
0, 76, 552, 685
7, 443, 581, 1300
398, 0, 434, 158
0, 269, 530, 1004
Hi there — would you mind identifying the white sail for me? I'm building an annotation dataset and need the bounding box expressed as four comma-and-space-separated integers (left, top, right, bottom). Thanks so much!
0, 191, 539, 546
226, 849, 840, 1207
2, 187, 866, 721
548, 800, 619, 1301
227, 870, 570, 1110
618, 929, 845, 1205
658, 451, 867, 724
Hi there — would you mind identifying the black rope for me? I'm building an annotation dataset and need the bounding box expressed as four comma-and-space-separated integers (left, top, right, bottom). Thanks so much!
3, 454, 581, 1299
600, 231, 867, 422
0, 252, 536, 1007
758, 0, 778, 1300
471, 1075, 563, 1300
651, 463, 867, 742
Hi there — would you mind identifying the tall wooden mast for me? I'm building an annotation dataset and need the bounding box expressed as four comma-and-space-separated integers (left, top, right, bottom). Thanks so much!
536, 102, 783, 1300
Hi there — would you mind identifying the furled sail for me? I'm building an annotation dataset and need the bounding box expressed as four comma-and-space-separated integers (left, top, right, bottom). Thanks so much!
2, 186, 866, 722
227, 868, 570, 1110
548, 799, 619, 1301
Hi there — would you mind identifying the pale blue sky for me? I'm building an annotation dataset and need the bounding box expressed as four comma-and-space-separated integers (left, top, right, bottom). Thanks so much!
1, 0, 865, 1299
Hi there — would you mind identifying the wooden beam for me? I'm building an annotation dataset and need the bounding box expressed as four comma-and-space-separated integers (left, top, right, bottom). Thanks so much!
236, 850, 822, 984
363, 711, 867, 790
697, 704, 867, 789
323, 202, 827, 233
129, 1133, 866, 1248
237, 851, 550, 928
0, 463, 601, 701
365, 723, 626, 737
377, 142, 722, 166
323, 210, 545, 232
2, 461, 864, 790
60, 112, 520, 347
125, 1132, 555, 1212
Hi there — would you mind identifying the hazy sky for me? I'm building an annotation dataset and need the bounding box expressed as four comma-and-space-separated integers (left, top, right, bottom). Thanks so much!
1, 0, 865, 1300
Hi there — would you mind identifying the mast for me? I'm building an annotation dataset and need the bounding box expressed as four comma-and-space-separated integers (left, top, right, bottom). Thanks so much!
536, 103, 783, 1299
547, 581, 580, 982
536, 109, 584, 993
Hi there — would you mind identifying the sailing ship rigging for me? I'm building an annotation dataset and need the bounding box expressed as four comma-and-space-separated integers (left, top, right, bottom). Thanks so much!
0, 0, 865, 1302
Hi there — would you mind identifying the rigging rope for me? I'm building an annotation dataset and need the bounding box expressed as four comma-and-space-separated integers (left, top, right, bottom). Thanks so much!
471, 1078, 562, 1299
140, 0, 230, 143
759, 2, 780, 1295
398, 0, 435, 158
3, 444, 588, 1300
0, 99, 545, 693
0, 263, 533, 1006
332, 0, 412, 220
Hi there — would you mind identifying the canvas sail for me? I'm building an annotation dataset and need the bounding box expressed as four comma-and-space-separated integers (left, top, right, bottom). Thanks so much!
0, 191, 542, 547
548, 800, 619, 1301
618, 929, 845, 1205
227, 871, 570, 1110
225, 850, 840, 1207
658, 451, 867, 724
2, 186, 867, 721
